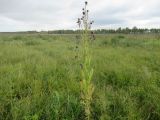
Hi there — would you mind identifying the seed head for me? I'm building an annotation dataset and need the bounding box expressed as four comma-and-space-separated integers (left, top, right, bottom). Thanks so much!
80, 64, 83, 69
77, 18, 81, 28
85, 1, 88, 5
75, 56, 78, 59
77, 18, 80, 23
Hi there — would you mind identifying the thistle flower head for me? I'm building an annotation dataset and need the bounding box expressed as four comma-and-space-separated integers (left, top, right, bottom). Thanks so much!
77, 18, 82, 28
77, 1, 94, 31
77, 18, 80, 23
80, 64, 83, 69
85, 1, 88, 5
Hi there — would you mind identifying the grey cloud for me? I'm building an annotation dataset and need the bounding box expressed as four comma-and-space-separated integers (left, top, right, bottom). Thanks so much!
95, 17, 126, 25
0, 0, 160, 32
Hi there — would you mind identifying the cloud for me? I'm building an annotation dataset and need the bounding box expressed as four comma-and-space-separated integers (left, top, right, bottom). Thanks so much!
0, 0, 160, 31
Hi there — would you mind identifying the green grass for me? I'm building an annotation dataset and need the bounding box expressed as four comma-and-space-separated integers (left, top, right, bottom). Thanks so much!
0, 34, 160, 120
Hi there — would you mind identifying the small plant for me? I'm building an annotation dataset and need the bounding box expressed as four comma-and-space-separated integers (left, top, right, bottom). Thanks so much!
76, 1, 95, 120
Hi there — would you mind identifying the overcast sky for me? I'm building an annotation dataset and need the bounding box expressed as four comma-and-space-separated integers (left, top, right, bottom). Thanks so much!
0, 0, 160, 32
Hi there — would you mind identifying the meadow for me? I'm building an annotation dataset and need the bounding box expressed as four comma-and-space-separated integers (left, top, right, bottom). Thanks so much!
0, 33, 160, 120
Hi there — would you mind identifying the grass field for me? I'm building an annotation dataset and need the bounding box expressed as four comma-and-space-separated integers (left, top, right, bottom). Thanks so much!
0, 33, 160, 120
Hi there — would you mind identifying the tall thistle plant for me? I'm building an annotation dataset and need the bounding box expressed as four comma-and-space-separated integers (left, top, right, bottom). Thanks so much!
77, 1, 95, 120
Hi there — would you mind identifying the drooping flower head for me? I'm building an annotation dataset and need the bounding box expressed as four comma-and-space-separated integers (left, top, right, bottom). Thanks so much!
85, 1, 88, 5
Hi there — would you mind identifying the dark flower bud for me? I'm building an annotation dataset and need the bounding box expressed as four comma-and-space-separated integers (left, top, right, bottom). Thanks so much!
83, 12, 85, 15
80, 64, 83, 69
87, 10, 89, 12
85, 1, 88, 5
77, 18, 79, 22
93, 35, 96, 40
75, 56, 78, 59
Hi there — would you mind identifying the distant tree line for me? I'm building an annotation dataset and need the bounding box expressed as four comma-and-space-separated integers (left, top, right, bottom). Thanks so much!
1, 27, 160, 34
47, 27, 160, 34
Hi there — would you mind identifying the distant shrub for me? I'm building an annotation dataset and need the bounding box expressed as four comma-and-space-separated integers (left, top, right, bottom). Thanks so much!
101, 40, 108, 46
110, 36, 145, 47
38, 34, 49, 41
25, 40, 40, 46
117, 35, 125, 39
13, 36, 23, 40
111, 38, 120, 46
2, 37, 13, 42
68, 46, 74, 51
